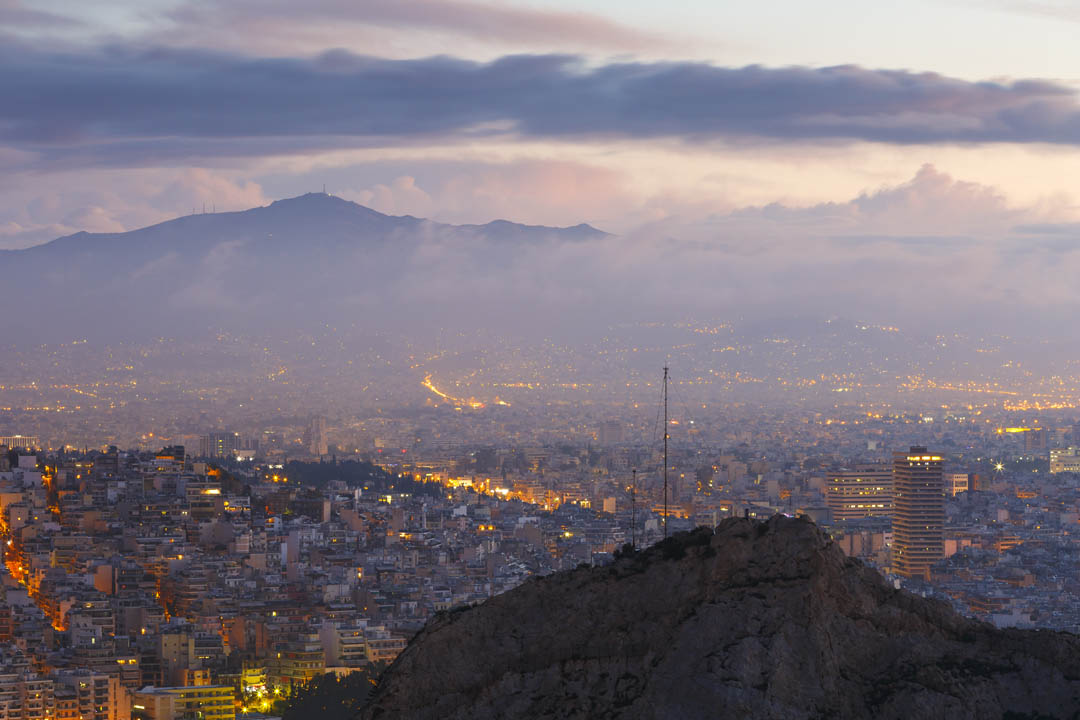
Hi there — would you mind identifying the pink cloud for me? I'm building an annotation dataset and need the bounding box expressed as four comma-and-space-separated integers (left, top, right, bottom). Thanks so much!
159, 0, 666, 56
339, 160, 636, 230
152, 168, 268, 215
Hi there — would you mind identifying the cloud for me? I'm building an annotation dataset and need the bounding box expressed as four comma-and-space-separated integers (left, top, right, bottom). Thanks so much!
169, 239, 263, 311
350, 176, 434, 217
0, 0, 81, 29
0, 167, 270, 249
338, 166, 1080, 331
561, 164, 1078, 324
161, 0, 663, 55
998, 1, 1080, 22
337, 160, 634, 228
151, 168, 268, 215
0, 221, 72, 250
719, 163, 1024, 237
6, 47, 1080, 172
60, 205, 126, 234
1011, 222, 1080, 235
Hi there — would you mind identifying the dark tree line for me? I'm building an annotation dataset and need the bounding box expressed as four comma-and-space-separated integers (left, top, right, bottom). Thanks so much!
282, 669, 379, 720
283, 460, 444, 498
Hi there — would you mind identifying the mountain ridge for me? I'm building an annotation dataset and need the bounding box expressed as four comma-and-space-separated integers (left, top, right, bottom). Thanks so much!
0, 192, 612, 340
1, 193, 609, 256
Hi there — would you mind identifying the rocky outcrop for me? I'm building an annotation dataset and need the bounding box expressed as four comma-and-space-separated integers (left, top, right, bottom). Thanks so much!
363, 515, 1080, 719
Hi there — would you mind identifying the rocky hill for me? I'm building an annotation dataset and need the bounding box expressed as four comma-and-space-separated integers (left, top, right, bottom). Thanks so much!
363, 515, 1080, 719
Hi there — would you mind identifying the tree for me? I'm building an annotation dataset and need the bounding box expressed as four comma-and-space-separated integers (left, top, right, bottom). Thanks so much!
281, 670, 376, 720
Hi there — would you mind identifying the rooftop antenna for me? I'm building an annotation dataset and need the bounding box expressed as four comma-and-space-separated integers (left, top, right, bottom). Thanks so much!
663, 365, 669, 539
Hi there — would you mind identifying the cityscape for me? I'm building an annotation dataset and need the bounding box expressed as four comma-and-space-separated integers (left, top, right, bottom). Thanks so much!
0, 354, 1077, 716
5, 0, 1080, 716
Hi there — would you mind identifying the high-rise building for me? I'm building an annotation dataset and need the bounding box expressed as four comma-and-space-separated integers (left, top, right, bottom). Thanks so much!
306, 417, 328, 457
824, 464, 893, 521
199, 432, 239, 459
892, 447, 944, 580
1024, 428, 1048, 453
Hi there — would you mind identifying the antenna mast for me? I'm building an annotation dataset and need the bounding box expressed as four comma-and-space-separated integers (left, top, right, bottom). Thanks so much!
631, 468, 637, 549
663, 365, 669, 539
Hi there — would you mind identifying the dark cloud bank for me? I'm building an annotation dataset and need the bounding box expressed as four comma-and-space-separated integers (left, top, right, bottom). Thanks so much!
4, 46, 1080, 162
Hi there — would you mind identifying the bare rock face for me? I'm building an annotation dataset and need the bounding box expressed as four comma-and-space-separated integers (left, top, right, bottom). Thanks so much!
363, 516, 1080, 719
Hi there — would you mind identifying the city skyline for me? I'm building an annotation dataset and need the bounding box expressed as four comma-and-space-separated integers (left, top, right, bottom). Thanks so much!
1, 401, 1076, 713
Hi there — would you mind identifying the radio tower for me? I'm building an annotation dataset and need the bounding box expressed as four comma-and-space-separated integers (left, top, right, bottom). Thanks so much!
663, 365, 669, 538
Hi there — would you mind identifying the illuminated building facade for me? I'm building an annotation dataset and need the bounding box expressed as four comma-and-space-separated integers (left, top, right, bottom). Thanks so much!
52, 669, 112, 720
1049, 447, 1080, 474
824, 465, 893, 521
199, 432, 239, 460
892, 447, 944, 579
945, 473, 969, 497
0, 436, 38, 451
268, 634, 325, 689
0, 647, 54, 720
132, 685, 235, 720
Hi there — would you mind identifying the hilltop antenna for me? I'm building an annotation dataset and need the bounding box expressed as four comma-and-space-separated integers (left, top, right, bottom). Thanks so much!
631, 468, 637, 550
323, 183, 327, 194
663, 365, 669, 539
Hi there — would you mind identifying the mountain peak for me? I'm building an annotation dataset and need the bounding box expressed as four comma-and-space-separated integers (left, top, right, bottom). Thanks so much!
265, 192, 386, 216
269, 191, 351, 206
363, 516, 1080, 719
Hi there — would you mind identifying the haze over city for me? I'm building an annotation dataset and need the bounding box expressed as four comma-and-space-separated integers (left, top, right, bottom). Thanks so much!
1, 2, 1079, 719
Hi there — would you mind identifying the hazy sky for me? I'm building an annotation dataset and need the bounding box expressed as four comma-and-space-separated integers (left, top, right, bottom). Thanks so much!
4, 0, 1080, 251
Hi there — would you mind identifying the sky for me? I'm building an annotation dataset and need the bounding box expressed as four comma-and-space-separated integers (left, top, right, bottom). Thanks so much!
4, 0, 1080, 259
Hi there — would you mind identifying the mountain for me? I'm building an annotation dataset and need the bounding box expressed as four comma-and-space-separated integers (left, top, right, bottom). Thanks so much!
2, 194, 609, 259
362, 516, 1080, 719
0, 194, 609, 340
